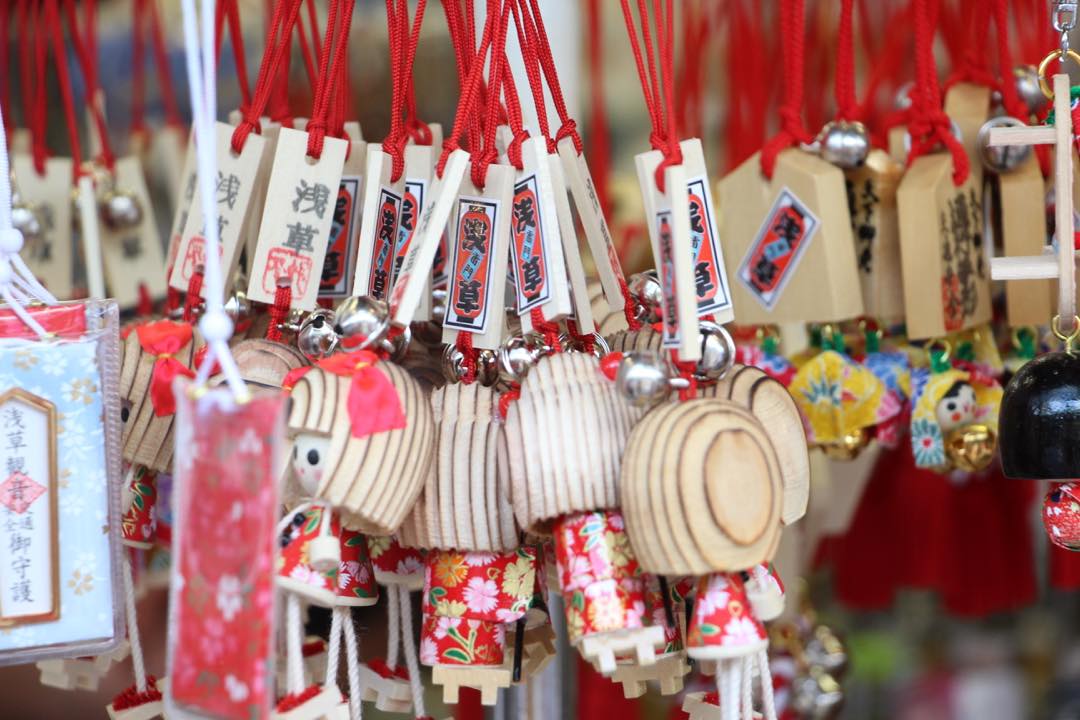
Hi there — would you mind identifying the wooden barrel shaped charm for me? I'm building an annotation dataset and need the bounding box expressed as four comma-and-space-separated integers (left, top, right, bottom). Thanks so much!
119, 322, 197, 473
287, 362, 435, 536
606, 326, 662, 354
699, 364, 810, 525
230, 338, 307, 388
408, 382, 519, 552
502, 352, 644, 534
621, 398, 783, 575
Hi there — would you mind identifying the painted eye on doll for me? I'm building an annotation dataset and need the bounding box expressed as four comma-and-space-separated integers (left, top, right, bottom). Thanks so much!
120, 400, 132, 423
307, 449, 320, 466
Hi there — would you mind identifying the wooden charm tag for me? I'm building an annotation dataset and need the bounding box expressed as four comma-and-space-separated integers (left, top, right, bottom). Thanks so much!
548, 152, 595, 331
352, 144, 405, 301
511, 136, 572, 321
247, 127, 348, 310
165, 130, 198, 278
149, 125, 188, 204
717, 149, 864, 324
680, 138, 735, 323
897, 153, 990, 339
390, 144, 435, 292
170, 122, 267, 296
389, 150, 470, 326
242, 124, 281, 271
100, 156, 168, 306
558, 136, 627, 313
440, 163, 515, 349
635, 151, 700, 360
999, 154, 1053, 326
944, 82, 992, 195
319, 122, 368, 299
845, 148, 906, 322
12, 156, 74, 298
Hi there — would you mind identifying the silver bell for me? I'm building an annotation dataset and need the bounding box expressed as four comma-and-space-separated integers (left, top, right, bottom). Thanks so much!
476, 349, 500, 387
804, 627, 849, 678
431, 287, 447, 326
614, 351, 691, 408
819, 120, 870, 169
100, 189, 144, 230
791, 669, 844, 720
380, 323, 411, 362
223, 287, 251, 326
499, 334, 545, 384
11, 202, 43, 243
1013, 64, 1048, 117
297, 309, 339, 361
694, 321, 736, 380
441, 343, 499, 385
976, 116, 1032, 173
627, 271, 663, 323
334, 295, 390, 351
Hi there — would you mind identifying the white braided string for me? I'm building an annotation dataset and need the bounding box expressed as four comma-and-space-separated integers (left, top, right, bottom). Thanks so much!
286, 594, 304, 694
386, 582, 401, 670
341, 608, 363, 719
326, 606, 342, 688
758, 648, 778, 720
121, 554, 147, 692
399, 586, 426, 718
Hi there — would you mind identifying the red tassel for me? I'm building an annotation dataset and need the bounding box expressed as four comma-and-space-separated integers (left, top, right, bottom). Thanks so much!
111, 677, 162, 710
136, 282, 153, 317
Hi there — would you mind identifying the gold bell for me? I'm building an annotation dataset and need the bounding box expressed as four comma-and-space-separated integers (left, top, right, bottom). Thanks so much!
945, 424, 996, 472
820, 427, 869, 460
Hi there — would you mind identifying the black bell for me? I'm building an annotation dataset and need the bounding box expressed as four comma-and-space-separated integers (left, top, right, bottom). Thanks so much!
999, 351, 1080, 478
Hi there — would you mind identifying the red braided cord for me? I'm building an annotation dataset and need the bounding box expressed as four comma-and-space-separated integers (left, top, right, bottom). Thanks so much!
306, 0, 354, 159
146, 0, 184, 128
294, 6, 319, 91
906, 0, 969, 186
131, 0, 148, 135
455, 331, 478, 385
62, 0, 114, 170
183, 270, 204, 324
759, 0, 814, 178
991, 0, 1029, 121
230, 0, 305, 153
526, 0, 581, 152
510, 0, 552, 151
834, 0, 858, 120
43, 0, 84, 180
215, 0, 253, 110
266, 282, 292, 342
471, 0, 512, 190
585, 0, 611, 212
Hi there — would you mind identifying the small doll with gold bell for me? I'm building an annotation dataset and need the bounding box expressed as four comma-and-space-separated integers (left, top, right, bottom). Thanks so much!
908, 344, 1001, 473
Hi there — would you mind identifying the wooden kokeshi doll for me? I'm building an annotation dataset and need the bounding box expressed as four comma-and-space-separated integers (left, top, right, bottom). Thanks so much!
119, 319, 197, 473
621, 397, 791, 719
503, 351, 655, 675
408, 383, 551, 705
286, 351, 435, 536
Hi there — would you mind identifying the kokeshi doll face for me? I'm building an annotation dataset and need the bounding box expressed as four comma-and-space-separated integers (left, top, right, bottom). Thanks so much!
291, 433, 331, 497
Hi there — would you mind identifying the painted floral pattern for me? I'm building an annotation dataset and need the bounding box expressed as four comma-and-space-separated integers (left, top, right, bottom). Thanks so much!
424, 547, 538, 625
789, 350, 896, 444
120, 466, 157, 549
168, 388, 285, 720
553, 511, 648, 644
277, 508, 378, 607
419, 615, 506, 666
368, 535, 426, 587
686, 573, 767, 660
0, 336, 114, 655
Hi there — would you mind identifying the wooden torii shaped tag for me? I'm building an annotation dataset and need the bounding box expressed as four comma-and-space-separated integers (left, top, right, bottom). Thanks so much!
988, 72, 1076, 326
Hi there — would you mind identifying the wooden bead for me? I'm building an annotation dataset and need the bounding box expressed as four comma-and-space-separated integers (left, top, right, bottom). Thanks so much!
621, 398, 784, 575
287, 362, 434, 536
606, 326, 663, 354
699, 364, 809, 525
502, 353, 644, 534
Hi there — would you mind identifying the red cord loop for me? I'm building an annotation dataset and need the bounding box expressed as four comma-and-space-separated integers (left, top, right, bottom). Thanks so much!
759, 0, 814, 178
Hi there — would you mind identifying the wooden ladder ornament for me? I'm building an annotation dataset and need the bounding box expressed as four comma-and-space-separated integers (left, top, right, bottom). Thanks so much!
988, 73, 1077, 330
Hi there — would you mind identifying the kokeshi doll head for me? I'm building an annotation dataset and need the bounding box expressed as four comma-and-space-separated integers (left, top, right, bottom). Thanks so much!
620, 398, 784, 576
119, 319, 197, 472
698, 364, 809, 525
230, 338, 308, 389
286, 351, 435, 536
413, 382, 519, 552
503, 352, 645, 534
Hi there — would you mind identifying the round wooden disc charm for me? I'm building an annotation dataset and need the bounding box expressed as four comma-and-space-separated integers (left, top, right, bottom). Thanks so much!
287, 362, 435, 535
406, 382, 519, 552
502, 352, 644, 534
699, 364, 810, 525
230, 338, 307, 388
621, 398, 783, 575
120, 322, 197, 473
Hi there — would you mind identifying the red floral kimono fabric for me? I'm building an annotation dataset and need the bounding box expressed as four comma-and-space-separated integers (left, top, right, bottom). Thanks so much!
825, 446, 1037, 617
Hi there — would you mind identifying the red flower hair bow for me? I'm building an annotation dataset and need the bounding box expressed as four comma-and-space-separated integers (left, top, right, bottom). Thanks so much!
135, 320, 196, 417
317, 350, 406, 438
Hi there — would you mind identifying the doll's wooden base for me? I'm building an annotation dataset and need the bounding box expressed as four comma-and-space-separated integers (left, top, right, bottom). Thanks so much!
38, 641, 130, 691
271, 686, 344, 720
357, 662, 413, 713
274, 636, 328, 693
578, 625, 666, 676
682, 690, 762, 720
106, 678, 168, 720
610, 651, 691, 698
432, 664, 512, 706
